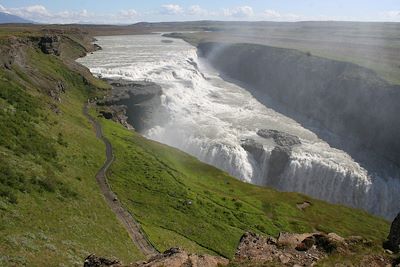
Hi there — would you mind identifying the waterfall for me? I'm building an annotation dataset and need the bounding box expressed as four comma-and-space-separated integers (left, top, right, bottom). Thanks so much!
78, 34, 400, 220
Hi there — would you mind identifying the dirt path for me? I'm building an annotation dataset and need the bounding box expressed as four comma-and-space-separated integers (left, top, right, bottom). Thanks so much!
83, 103, 159, 257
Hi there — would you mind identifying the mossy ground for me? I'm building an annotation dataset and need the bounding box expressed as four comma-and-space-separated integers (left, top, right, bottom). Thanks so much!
0, 41, 143, 266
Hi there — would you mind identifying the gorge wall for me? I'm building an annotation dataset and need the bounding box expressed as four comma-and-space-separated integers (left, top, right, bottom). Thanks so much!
198, 42, 400, 170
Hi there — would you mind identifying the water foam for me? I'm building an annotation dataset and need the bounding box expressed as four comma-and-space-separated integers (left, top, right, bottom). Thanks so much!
78, 34, 400, 219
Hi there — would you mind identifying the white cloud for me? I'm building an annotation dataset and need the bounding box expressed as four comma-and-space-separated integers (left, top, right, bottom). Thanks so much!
161, 4, 183, 15
119, 9, 138, 18
188, 5, 208, 16
0, 4, 141, 24
223, 6, 254, 18
262, 9, 305, 21
0, 4, 10, 13
24, 5, 51, 16
380, 10, 400, 20
263, 9, 281, 19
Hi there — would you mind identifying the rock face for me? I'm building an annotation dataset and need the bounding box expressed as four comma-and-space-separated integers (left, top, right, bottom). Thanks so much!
102, 79, 167, 132
198, 42, 400, 169
240, 139, 265, 165
384, 212, 400, 252
38, 35, 61, 55
254, 129, 301, 183
267, 146, 291, 185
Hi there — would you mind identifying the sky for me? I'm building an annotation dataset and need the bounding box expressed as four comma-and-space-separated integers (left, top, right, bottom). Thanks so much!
0, 0, 399, 24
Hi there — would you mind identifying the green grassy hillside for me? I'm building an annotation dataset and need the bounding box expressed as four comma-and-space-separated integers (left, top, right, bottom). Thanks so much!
0, 28, 393, 266
98, 115, 389, 259
0, 34, 143, 266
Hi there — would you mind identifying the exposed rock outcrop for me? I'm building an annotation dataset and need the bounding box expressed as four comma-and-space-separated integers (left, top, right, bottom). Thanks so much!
234, 232, 393, 266
38, 35, 61, 55
384, 212, 400, 253
240, 138, 265, 165
267, 145, 291, 184
101, 79, 167, 132
249, 129, 301, 183
84, 254, 121, 267
235, 232, 328, 266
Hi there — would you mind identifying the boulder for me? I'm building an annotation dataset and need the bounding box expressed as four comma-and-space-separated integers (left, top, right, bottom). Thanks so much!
384, 212, 400, 253
84, 254, 121, 267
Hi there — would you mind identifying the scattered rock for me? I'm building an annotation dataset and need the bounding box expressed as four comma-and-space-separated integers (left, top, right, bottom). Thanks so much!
136, 247, 228, 267
94, 44, 102, 51
296, 236, 315, 251
84, 254, 121, 267
296, 201, 311, 210
235, 232, 325, 266
100, 111, 113, 120
48, 80, 66, 102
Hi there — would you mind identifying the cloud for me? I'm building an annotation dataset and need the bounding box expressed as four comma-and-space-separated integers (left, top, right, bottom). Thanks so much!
188, 5, 208, 16
5, 4, 87, 22
263, 9, 281, 19
262, 9, 305, 21
0, 4, 10, 13
161, 4, 183, 15
380, 10, 400, 20
119, 9, 138, 18
223, 6, 254, 18
0, 4, 141, 24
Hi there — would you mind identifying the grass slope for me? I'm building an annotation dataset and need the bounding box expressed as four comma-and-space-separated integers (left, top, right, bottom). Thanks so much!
99, 116, 390, 259
0, 37, 143, 266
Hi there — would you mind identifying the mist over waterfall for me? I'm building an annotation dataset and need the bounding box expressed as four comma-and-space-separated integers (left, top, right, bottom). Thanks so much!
78, 34, 400, 220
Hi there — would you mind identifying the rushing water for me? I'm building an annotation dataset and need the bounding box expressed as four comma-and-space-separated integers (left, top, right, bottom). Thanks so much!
78, 34, 400, 219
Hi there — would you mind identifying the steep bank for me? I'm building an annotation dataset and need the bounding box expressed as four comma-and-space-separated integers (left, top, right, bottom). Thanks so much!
0, 30, 143, 266
197, 42, 400, 170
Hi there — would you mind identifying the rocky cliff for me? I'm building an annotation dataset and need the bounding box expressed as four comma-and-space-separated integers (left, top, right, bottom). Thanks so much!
198, 42, 400, 169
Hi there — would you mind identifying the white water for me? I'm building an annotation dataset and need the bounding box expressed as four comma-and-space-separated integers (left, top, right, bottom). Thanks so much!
78, 34, 400, 219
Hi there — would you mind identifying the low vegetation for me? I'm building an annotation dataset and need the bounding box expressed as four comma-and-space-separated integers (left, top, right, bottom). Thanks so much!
0, 25, 394, 266
0, 33, 142, 266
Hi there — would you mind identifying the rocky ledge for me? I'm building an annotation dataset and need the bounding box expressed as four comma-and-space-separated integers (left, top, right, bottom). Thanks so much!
98, 79, 167, 132
240, 129, 301, 185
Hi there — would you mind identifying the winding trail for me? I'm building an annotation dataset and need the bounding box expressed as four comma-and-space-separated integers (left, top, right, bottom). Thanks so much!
83, 103, 159, 257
